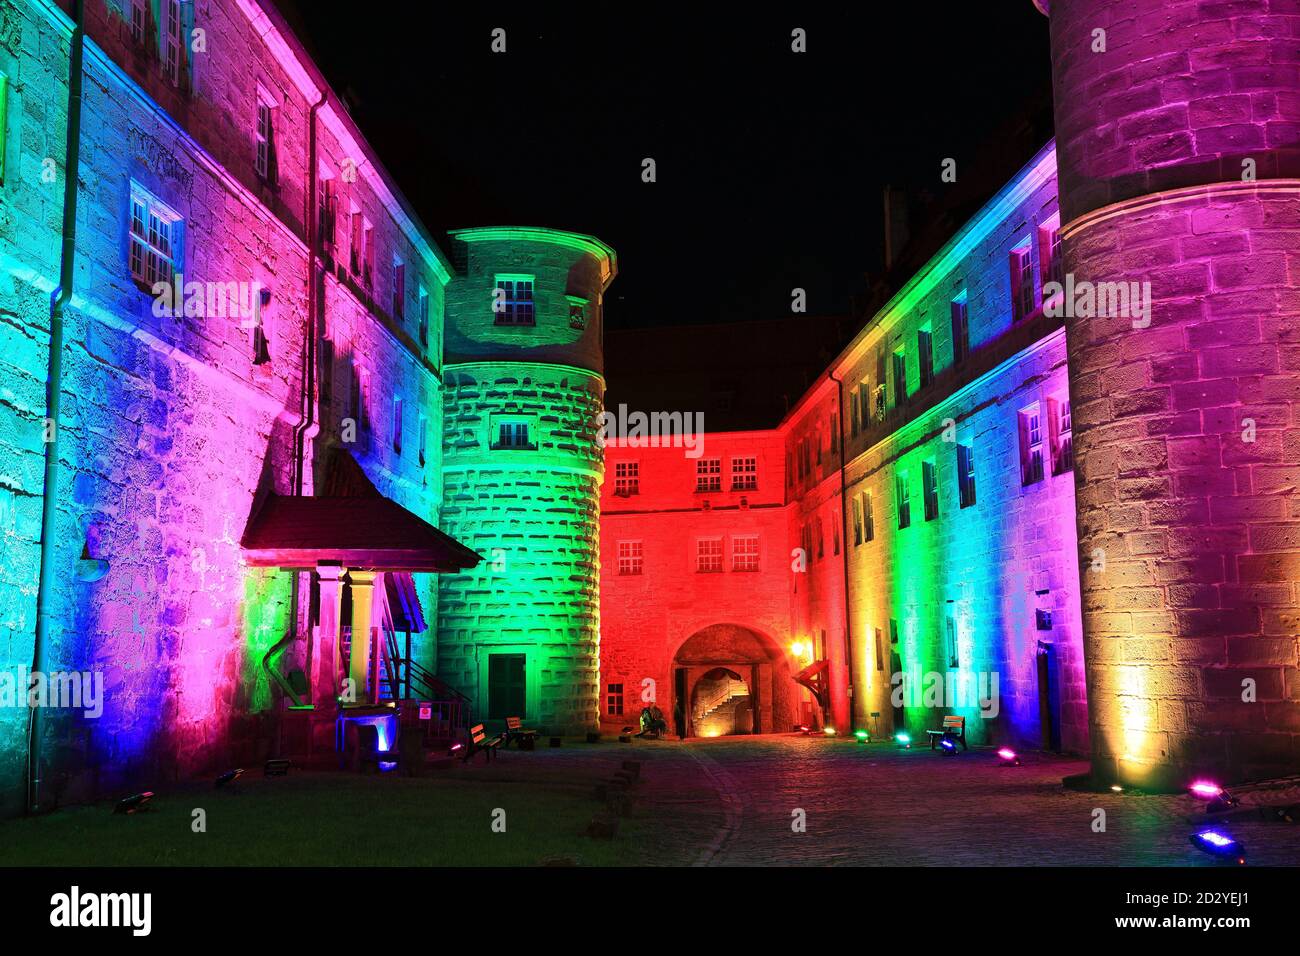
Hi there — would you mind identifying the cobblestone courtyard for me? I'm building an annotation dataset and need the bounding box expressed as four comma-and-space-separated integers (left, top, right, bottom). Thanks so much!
629, 735, 1300, 867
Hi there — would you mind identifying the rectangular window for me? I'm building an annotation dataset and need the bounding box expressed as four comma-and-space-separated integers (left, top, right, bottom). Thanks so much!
892, 348, 907, 407
487, 653, 526, 720
1039, 218, 1063, 297
494, 275, 535, 326
946, 616, 959, 669
922, 460, 939, 521
1010, 244, 1035, 323
695, 458, 722, 493
828, 413, 837, 453
731, 456, 758, 491
392, 261, 405, 319
617, 540, 643, 576
614, 461, 639, 497
391, 396, 403, 454
319, 338, 333, 407
852, 495, 863, 545
874, 627, 884, 672
1050, 394, 1074, 475
1019, 403, 1045, 486
696, 537, 723, 573
359, 369, 371, 431
363, 221, 374, 286
129, 186, 180, 289
606, 683, 625, 717
418, 287, 430, 346
349, 363, 361, 424
418, 414, 427, 467
951, 295, 969, 366
957, 442, 976, 508
850, 387, 860, 436
815, 516, 825, 559
317, 171, 336, 249
895, 471, 911, 530
874, 384, 887, 424
863, 492, 874, 542
130, 0, 146, 44
918, 328, 934, 388
163, 0, 182, 86
349, 208, 365, 276
832, 521, 840, 556
255, 98, 275, 182
732, 534, 759, 572
496, 420, 531, 449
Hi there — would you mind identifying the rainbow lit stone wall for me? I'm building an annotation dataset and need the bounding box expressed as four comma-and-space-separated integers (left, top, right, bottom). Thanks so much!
437, 228, 616, 734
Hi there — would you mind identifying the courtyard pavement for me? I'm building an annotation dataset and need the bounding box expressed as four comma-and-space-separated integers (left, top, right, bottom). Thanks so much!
625, 734, 1300, 866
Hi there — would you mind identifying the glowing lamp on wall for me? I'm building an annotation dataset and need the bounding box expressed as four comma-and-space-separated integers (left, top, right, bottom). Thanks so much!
1190, 830, 1246, 865
790, 641, 808, 660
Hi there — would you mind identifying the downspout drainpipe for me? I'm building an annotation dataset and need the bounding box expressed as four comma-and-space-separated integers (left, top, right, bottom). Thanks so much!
829, 369, 855, 732
28, 0, 85, 816
262, 90, 329, 714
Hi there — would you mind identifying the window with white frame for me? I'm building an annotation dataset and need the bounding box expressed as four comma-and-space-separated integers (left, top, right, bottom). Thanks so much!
695, 458, 721, 493
255, 94, 276, 184
895, 471, 911, 530
732, 534, 759, 572
1050, 394, 1073, 475
391, 396, 403, 454
696, 537, 723, 573
418, 287, 429, 346
731, 456, 757, 491
614, 460, 639, 497
163, 0, 183, 87
493, 275, 535, 326
392, 260, 405, 319
1039, 216, 1063, 297
1010, 242, 1035, 322
129, 0, 147, 45
492, 417, 533, 450
617, 540, 643, 576
951, 294, 970, 366
957, 442, 977, 508
317, 167, 336, 248
1019, 403, 1045, 485
129, 186, 180, 289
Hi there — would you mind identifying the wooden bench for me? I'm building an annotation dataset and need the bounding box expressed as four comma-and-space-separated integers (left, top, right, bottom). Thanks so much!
462, 723, 502, 763
503, 716, 539, 749
926, 715, 967, 751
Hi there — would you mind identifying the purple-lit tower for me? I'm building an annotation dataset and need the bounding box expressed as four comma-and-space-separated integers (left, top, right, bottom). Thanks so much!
1042, 0, 1300, 785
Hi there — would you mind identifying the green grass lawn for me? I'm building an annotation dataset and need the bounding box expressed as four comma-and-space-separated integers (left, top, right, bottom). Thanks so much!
0, 750, 683, 867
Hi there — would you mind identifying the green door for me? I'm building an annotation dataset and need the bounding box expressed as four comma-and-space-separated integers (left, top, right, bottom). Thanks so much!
488, 653, 526, 719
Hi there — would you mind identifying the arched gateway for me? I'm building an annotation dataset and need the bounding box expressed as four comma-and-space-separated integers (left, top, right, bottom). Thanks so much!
672, 624, 797, 738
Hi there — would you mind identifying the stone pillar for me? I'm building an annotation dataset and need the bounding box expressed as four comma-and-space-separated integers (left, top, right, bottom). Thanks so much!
312, 566, 345, 710
1042, 0, 1300, 785
347, 570, 378, 705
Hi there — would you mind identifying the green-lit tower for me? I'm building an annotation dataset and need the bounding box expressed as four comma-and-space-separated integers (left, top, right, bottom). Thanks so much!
437, 227, 616, 734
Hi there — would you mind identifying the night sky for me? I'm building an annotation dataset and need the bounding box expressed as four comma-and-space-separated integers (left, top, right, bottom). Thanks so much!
274, 2, 1054, 331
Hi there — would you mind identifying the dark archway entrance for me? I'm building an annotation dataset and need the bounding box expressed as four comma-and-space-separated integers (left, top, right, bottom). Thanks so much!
673, 624, 796, 738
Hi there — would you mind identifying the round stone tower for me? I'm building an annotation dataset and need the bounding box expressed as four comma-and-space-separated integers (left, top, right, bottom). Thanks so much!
437, 227, 616, 734
1041, 0, 1300, 785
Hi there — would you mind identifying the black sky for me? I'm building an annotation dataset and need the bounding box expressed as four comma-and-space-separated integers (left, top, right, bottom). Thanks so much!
274, 2, 1054, 331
